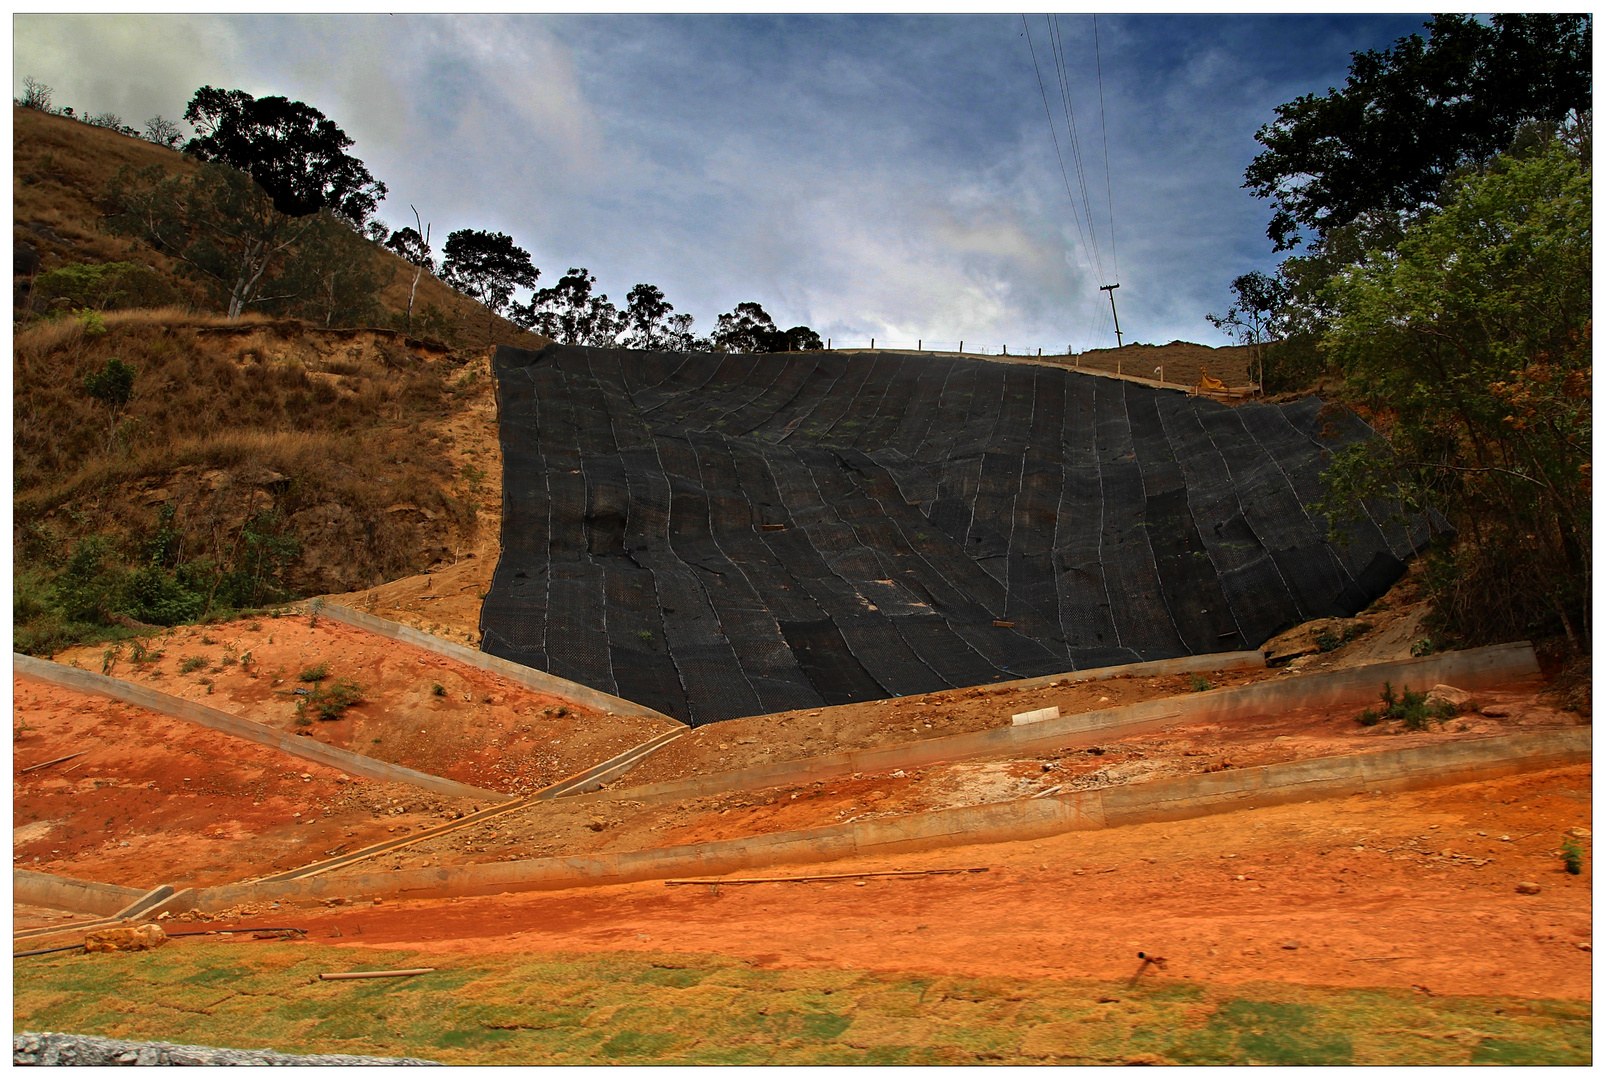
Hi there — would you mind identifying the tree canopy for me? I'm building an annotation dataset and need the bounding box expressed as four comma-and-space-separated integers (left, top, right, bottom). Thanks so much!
1244, 14, 1591, 251
439, 229, 539, 335
1314, 139, 1590, 648
512, 267, 621, 347
183, 86, 388, 224
711, 302, 823, 353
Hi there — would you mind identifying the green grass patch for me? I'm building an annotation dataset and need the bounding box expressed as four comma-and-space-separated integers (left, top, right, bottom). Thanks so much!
11, 943, 1591, 1065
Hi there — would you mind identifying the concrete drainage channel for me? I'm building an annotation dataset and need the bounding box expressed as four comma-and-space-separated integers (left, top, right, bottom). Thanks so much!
14, 641, 1576, 922
152, 728, 1592, 910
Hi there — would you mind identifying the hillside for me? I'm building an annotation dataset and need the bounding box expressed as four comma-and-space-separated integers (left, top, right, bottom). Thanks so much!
11, 105, 543, 654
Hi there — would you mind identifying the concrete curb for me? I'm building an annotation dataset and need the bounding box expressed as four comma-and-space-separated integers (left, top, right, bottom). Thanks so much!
172, 727, 1587, 911
13, 654, 510, 803
567, 642, 1541, 809
12, 870, 148, 919
249, 729, 686, 884
314, 603, 682, 724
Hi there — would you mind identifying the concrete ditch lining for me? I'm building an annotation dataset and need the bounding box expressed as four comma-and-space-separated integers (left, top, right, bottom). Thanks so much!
12, 870, 148, 918
252, 729, 686, 883
13, 654, 509, 803
566, 642, 1541, 809
165, 728, 1587, 912
314, 602, 681, 724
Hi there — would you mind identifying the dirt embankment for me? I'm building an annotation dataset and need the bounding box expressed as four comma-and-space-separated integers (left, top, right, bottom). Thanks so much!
207, 762, 1594, 1003
44, 612, 677, 797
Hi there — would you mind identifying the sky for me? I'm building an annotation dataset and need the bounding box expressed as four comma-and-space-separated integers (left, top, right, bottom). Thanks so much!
13, 13, 1431, 353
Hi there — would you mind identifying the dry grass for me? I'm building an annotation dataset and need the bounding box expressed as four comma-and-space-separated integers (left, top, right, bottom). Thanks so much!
11, 942, 1590, 1065
14, 316, 486, 603
14, 104, 550, 352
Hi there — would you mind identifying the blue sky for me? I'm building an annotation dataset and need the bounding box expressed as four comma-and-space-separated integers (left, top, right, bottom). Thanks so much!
14, 13, 1429, 352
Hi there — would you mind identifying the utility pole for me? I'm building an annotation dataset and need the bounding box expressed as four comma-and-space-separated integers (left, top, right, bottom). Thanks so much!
1099, 283, 1124, 349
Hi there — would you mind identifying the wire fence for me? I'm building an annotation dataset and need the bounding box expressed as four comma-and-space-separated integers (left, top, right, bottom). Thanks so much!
823, 337, 1086, 358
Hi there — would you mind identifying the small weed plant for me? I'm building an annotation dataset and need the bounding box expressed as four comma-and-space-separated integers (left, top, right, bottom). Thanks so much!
295, 677, 365, 722
1188, 673, 1213, 693
1561, 839, 1584, 875
1357, 681, 1457, 730
432, 683, 447, 696
128, 639, 164, 665
298, 661, 330, 682
179, 655, 207, 674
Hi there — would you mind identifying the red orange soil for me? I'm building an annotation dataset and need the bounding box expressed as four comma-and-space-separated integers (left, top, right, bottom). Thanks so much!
177, 763, 1592, 1001
368, 677, 1578, 871
47, 613, 677, 797
11, 677, 479, 891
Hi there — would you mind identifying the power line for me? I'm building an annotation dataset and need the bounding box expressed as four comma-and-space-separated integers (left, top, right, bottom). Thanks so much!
1021, 14, 1100, 284
1048, 14, 1104, 282
1094, 15, 1119, 281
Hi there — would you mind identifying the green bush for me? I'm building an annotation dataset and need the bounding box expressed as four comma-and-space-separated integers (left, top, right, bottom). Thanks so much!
1358, 681, 1458, 729
298, 662, 330, 682
296, 677, 365, 721
179, 655, 207, 674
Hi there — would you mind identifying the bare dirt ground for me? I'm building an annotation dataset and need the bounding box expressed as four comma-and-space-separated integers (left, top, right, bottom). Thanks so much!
171, 762, 1592, 1003
46, 614, 677, 799
321, 355, 504, 646
351, 675, 1576, 872
11, 677, 480, 891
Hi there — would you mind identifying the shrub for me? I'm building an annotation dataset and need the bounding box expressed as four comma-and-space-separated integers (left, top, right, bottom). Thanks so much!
1360, 681, 1458, 729
296, 677, 365, 721
179, 655, 207, 673
298, 662, 330, 682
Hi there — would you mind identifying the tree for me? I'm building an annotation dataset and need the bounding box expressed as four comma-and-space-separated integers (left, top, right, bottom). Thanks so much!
1313, 141, 1590, 649
104, 161, 313, 318
1244, 14, 1591, 252
277, 211, 384, 328
781, 325, 824, 352
439, 229, 539, 340
385, 208, 434, 334
1206, 271, 1289, 391
183, 86, 387, 225
143, 115, 183, 149
618, 283, 701, 351
710, 302, 822, 352
19, 75, 52, 111
511, 267, 621, 346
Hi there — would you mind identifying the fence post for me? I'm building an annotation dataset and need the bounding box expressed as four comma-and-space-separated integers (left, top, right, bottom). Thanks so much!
827, 337, 830, 350
959, 340, 963, 354
918, 339, 921, 351
871, 337, 874, 350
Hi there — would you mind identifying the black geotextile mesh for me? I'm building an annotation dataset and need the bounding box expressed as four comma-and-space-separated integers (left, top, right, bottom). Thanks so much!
484, 345, 1430, 725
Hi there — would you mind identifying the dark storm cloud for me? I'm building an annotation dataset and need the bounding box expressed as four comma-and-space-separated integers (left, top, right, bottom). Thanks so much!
14, 13, 1429, 349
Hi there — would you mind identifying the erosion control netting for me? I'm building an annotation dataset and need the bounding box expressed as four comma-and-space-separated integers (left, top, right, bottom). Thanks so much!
483, 345, 1434, 726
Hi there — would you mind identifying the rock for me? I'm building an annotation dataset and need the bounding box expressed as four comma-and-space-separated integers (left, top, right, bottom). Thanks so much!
1568, 827, 1591, 839
1515, 881, 1542, 895
1260, 617, 1371, 664
1427, 684, 1472, 710
1281, 940, 1301, 950
13, 1032, 441, 1066
84, 924, 167, 952
1481, 704, 1512, 717
1577, 942, 1591, 952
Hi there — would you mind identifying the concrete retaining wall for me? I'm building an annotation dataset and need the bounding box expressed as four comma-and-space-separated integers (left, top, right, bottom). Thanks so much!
316, 603, 681, 724
12, 870, 149, 917
13, 654, 509, 803
570, 642, 1541, 808
175, 727, 1586, 911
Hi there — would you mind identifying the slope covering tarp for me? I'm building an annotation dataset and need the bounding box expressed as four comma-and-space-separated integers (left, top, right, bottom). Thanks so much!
482, 345, 1430, 726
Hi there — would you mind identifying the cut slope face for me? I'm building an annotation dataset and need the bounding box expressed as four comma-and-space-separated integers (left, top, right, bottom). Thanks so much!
483, 345, 1429, 725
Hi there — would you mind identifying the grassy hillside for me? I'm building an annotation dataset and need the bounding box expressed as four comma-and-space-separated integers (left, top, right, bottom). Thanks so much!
12, 105, 546, 654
